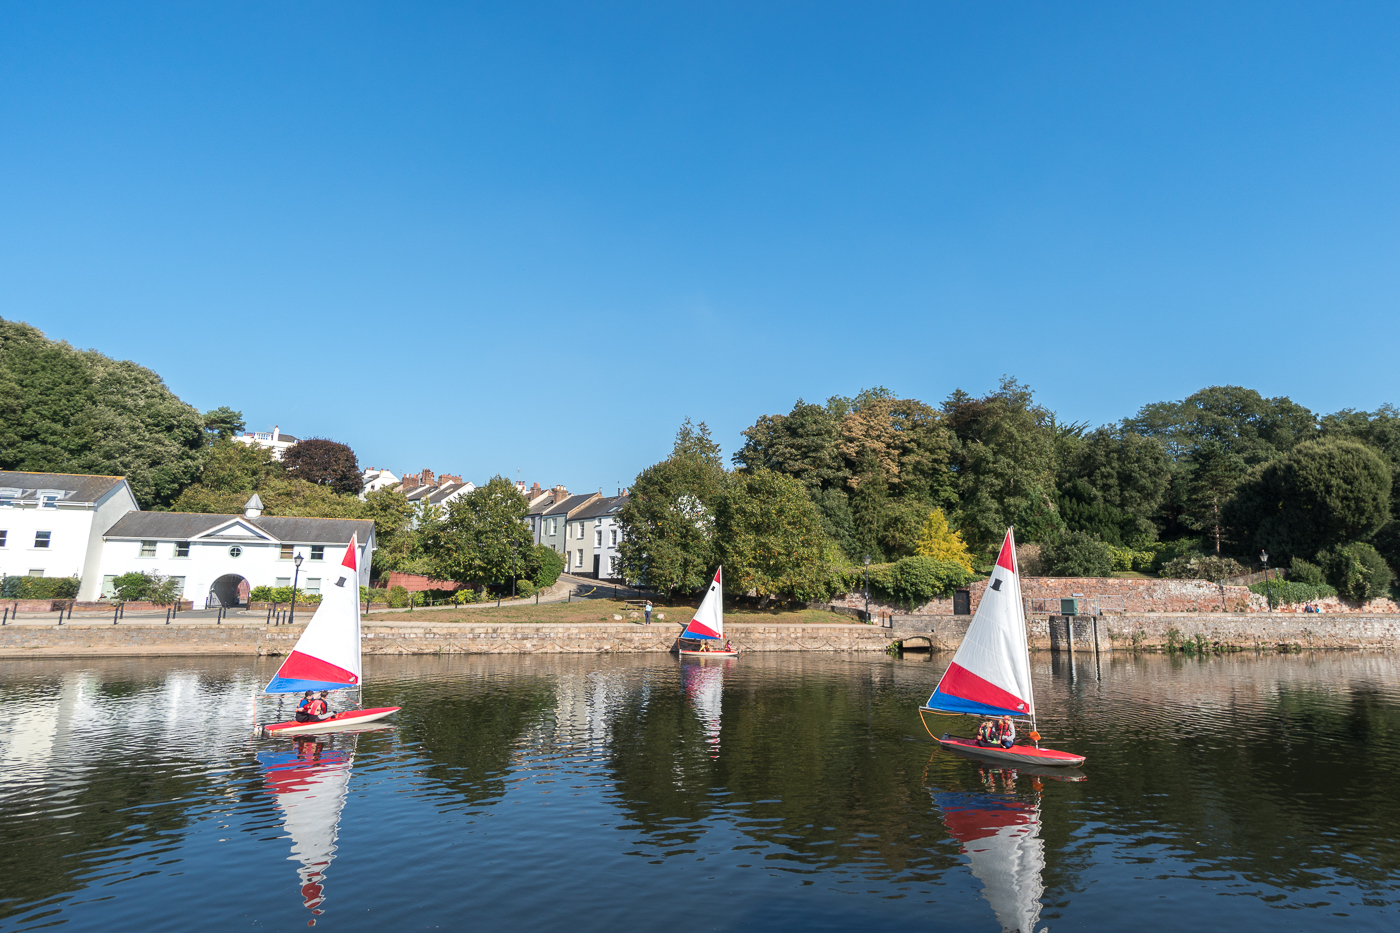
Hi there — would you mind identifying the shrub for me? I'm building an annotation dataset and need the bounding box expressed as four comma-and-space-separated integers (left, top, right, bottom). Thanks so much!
453, 588, 480, 604
1318, 542, 1395, 602
1249, 579, 1336, 606
1151, 537, 1205, 573
0, 576, 81, 599
248, 585, 322, 604
387, 585, 410, 608
1158, 554, 1247, 580
516, 580, 537, 599
1015, 542, 1044, 576
1041, 531, 1114, 577
1106, 544, 1156, 573
883, 556, 977, 606
529, 545, 565, 588
1288, 557, 1326, 587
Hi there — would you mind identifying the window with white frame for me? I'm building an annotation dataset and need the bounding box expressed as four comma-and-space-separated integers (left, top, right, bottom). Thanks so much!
576, 548, 584, 568
39, 493, 59, 509
34, 531, 51, 549
139, 540, 157, 558
595, 528, 602, 546
305, 578, 321, 595
175, 541, 190, 557
0, 530, 7, 548
0, 488, 19, 507
609, 557, 618, 575
276, 577, 291, 587
311, 545, 324, 561
28, 569, 43, 577
280, 544, 294, 560
169, 577, 186, 597
610, 529, 618, 546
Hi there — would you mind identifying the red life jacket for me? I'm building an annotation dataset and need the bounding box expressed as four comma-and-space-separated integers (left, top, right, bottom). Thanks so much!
308, 698, 328, 716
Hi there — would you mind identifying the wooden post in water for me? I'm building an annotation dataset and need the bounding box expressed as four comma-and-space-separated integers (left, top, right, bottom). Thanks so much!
1092, 615, 1101, 657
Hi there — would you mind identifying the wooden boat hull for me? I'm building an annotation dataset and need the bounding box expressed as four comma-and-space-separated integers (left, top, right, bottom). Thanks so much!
678, 649, 738, 658
935, 732, 1085, 768
262, 706, 401, 736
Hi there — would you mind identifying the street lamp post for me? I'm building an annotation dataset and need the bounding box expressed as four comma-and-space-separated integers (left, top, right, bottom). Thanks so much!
288, 554, 305, 626
863, 554, 872, 623
1260, 550, 1271, 612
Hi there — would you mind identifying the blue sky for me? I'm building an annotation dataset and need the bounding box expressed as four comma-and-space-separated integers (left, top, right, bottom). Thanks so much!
4, 2, 1399, 493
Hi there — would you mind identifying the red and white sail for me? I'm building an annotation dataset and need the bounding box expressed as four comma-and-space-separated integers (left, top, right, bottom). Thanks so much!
680, 568, 723, 640
266, 535, 364, 694
926, 529, 1035, 719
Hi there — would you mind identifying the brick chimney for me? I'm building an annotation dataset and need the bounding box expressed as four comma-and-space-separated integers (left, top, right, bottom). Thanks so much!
439, 473, 463, 485
551, 484, 569, 504
528, 482, 543, 498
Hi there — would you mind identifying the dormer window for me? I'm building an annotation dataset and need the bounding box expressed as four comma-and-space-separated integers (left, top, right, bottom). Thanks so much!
0, 489, 20, 507
38, 491, 63, 509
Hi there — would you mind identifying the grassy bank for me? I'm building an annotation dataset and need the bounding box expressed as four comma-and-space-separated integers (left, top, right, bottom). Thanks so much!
384, 599, 855, 626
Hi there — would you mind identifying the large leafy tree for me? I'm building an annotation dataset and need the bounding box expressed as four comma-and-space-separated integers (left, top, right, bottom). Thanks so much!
1322, 405, 1400, 571
1226, 438, 1391, 562
1056, 428, 1171, 547
942, 377, 1062, 551
172, 442, 362, 518
423, 476, 533, 587
0, 318, 208, 507
201, 407, 245, 443
913, 509, 974, 572
718, 469, 829, 600
732, 400, 846, 494
282, 439, 363, 495
618, 421, 728, 595
1179, 441, 1246, 553
1123, 385, 1317, 465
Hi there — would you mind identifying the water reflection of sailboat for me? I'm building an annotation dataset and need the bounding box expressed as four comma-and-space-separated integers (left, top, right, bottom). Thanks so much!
259, 735, 360, 916
681, 657, 729, 754
932, 784, 1045, 933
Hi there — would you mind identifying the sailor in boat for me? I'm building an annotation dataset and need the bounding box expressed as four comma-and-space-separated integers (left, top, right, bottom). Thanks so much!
295, 691, 316, 723
723, 639, 735, 653
975, 719, 997, 746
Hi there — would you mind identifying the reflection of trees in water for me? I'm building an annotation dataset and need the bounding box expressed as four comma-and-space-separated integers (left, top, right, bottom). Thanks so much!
1044, 652, 1400, 893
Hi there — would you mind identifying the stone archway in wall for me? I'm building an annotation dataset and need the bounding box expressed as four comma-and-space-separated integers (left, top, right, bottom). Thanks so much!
210, 574, 249, 608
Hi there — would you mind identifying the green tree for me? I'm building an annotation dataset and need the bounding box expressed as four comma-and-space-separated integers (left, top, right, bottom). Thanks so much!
172, 442, 363, 519
1057, 428, 1170, 547
1322, 405, 1400, 571
717, 469, 829, 600
1124, 385, 1317, 465
360, 486, 418, 576
201, 407, 245, 443
1318, 542, 1394, 602
282, 439, 363, 495
942, 378, 1062, 551
423, 476, 533, 587
1226, 439, 1391, 562
1179, 440, 1246, 553
0, 318, 208, 508
885, 555, 977, 606
732, 400, 846, 494
618, 421, 729, 594
1041, 530, 1114, 577
526, 544, 565, 588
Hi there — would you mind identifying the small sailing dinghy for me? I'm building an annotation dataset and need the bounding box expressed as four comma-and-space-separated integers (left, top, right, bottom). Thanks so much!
675, 568, 739, 657
260, 534, 399, 737
918, 529, 1085, 768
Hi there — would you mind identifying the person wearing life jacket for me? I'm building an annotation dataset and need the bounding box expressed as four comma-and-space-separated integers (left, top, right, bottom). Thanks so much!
294, 691, 316, 723
976, 720, 997, 746
305, 691, 333, 722
996, 716, 1016, 748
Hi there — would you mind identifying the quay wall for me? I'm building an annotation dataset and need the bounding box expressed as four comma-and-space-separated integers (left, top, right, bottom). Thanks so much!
3, 614, 1400, 657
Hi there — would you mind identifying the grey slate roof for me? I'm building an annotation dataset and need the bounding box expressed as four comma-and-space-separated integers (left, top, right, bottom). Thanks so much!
0, 471, 129, 504
572, 495, 627, 520
104, 511, 374, 544
542, 493, 600, 518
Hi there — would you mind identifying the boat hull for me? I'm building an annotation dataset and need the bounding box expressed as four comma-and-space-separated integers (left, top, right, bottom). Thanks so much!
935, 732, 1085, 768
678, 649, 738, 658
263, 706, 401, 736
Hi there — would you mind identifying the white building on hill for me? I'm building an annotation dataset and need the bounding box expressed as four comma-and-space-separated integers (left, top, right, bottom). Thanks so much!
235, 425, 299, 460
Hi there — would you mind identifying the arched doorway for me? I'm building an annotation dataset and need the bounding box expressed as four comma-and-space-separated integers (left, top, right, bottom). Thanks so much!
209, 574, 249, 609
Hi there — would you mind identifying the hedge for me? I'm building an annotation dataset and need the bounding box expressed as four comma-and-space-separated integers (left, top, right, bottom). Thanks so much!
0, 576, 81, 599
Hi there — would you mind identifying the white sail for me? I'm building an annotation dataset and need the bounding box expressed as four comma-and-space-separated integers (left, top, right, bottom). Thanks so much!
266, 535, 364, 693
926, 529, 1034, 719
681, 567, 723, 640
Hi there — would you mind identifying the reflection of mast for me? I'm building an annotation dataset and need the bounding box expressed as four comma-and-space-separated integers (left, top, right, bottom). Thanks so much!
681, 660, 726, 754
259, 735, 357, 916
932, 786, 1045, 933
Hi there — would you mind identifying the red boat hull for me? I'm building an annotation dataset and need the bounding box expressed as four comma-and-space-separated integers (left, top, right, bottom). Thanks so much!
936, 734, 1085, 768
263, 706, 401, 736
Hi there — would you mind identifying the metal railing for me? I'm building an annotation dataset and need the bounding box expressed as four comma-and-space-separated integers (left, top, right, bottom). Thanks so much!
1027, 595, 1127, 615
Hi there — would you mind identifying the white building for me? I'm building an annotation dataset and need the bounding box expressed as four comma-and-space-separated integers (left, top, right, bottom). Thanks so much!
359, 467, 399, 497
235, 425, 299, 460
573, 494, 628, 579
99, 497, 375, 608
0, 472, 140, 595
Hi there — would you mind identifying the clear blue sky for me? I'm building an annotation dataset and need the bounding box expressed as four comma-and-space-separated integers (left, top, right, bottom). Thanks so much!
4, 2, 1399, 494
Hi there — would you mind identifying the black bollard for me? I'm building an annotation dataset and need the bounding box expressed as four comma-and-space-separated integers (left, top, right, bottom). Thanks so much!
113, 603, 119, 624
2, 607, 6, 625
165, 607, 171, 624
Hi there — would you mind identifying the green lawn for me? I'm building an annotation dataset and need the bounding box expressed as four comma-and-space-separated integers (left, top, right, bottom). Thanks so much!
381, 599, 856, 626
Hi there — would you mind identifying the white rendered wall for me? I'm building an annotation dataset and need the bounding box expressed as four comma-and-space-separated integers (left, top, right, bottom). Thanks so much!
0, 502, 94, 584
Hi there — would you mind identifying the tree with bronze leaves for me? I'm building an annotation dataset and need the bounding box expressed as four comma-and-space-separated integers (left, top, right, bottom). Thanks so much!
282, 438, 363, 495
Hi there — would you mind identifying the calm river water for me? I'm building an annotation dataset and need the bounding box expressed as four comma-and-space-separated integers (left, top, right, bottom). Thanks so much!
1, 651, 1398, 932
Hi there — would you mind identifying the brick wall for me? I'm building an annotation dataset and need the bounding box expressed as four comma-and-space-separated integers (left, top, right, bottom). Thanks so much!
381, 571, 462, 593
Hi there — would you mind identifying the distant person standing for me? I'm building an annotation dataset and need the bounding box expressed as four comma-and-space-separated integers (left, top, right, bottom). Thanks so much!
644, 601, 653, 625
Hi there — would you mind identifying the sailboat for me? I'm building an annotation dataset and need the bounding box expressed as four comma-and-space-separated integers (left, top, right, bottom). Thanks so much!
675, 567, 738, 657
931, 786, 1047, 933
918, 528, 1085, 767
261, 534, 400, 736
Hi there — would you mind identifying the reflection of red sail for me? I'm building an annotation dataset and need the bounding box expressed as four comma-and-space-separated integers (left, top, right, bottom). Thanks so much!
681, 660, 726, 754
932, 788, 1045, 933
259, 737, 356, 915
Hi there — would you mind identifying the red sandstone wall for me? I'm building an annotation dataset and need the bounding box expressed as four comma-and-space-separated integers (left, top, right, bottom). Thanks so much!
382, 571, 462, 593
